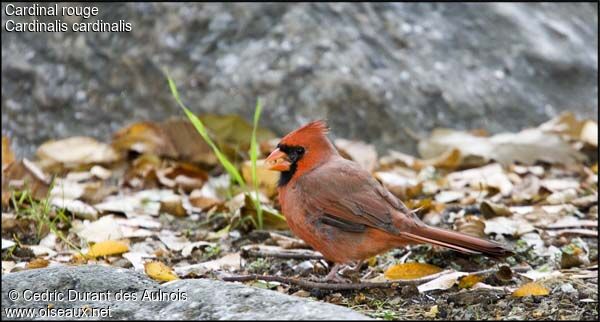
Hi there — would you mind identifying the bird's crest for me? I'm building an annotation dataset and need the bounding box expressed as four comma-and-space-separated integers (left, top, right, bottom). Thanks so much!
280, 120, 329, 146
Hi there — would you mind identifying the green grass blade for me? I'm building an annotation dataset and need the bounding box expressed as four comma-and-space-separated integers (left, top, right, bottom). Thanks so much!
166, 74, 246, 187
250, 98, 264, 229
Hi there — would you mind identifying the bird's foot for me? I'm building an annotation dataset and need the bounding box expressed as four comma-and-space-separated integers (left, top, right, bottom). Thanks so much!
320, 263, 359, 283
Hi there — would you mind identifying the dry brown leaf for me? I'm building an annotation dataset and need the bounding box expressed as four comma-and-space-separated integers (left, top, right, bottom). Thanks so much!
540, 112, 598, 147
384, 262, 443, 280
144, 261, 179, 282
156, 162, 208, 193
159, 195, 187, 217
480, 201, 512, 218
86, 240, 129, 258
2, 159, 50, 206
335, 139, 378, 172
2, 136, 15, 170
26, 258, 49, 269
189, 191, 223, 211
37, 137, 121, 172
495, 265, 513, 281
512, 282, 550, 297
454, 215, 486, 238
458, 274, 484, 289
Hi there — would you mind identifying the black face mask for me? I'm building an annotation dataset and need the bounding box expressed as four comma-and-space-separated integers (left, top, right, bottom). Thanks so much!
276, 144, 305, 186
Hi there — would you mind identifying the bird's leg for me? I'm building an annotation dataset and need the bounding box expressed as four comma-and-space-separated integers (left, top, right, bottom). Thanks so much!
345, 260, 364, 274
339, 260, 364, 279
324, 263, 348, 283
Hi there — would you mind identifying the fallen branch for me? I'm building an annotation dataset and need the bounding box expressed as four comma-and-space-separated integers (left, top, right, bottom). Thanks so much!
221, 266, 531, 291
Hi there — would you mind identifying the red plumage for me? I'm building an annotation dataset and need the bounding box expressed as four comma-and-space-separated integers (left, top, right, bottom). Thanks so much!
266, 120, 512, 266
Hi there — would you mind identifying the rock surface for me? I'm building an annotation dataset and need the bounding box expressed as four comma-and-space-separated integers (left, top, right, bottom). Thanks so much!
1, 265, 370, 320
2, 3, 598, 156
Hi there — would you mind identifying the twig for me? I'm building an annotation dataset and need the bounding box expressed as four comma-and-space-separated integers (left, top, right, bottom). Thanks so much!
221, 266, 531, 291
241, 245, 324, 260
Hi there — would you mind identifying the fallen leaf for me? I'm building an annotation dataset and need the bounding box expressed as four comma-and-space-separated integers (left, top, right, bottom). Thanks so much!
435, 190, 465, 204
241, 160, 280, 197
144, 261, 179, 282
37, 137, 120, 172
447, 164, 513, 196
189, 191, 223, 211
90, 165, 112, 180
458, 274, 484, 289
511, 174, 541, 202
199, 113, 276, 154
2, 136, 15, 170
540, 112, 598, 146
417, 272, 468, 293
2, 261, 16, 274
27, 245, 57, 257
175, 252, 243, 277
384, 262, 443, 280
419, 128, 584, 166
484, 216, 535, 237
480, 201, 512, 218
26, 258, 49, 269
156, 162, 208, 193
2, 159, 50, 206
335, 139, 378, 172
158, 231, 191, 252
454, 215, 486, 238
50, 198, 98, 220
495, 265, 513, 281
374, 169, 420, 199
71, 215, 124, 243
112, 122, 179, 158
86, 240, 129, 258
1, 239, 16, 250
580, 120, 598, 146
518, 270, 563, 281
159, 195, 187, 217
546, 188, 578, 204
123, 252, 155, 271
541, 178, 580, 192
424, 305, 439, 318
512, 282, 550, 297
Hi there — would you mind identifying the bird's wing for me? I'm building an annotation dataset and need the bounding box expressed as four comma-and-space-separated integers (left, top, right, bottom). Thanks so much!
297, 158, 411, 235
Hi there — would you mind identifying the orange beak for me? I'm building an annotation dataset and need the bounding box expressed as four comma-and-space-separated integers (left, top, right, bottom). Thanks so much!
265, 148, 291, 171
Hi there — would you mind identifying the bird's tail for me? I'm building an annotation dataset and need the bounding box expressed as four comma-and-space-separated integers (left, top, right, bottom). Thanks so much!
400, 225, 513, 258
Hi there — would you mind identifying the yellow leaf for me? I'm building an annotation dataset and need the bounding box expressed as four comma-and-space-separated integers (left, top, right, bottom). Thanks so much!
26, 258, 49, 269
458, 274, 484, 289
366, 256, 377, 267
424, 305, 439, 318
144, 261, 179, 282
242, 160, 280, 197
86, 240, 129, 258
512, 282, 550, 297
384, 262, 443, 280
2, 136, 15, 169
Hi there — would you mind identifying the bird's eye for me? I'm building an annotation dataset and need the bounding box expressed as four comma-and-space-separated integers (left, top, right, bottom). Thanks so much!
296, 147, 305, 154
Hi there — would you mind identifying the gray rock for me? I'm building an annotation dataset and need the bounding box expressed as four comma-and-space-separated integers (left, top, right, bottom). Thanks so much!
2, 3, 597, 157
1, 265, 369, 320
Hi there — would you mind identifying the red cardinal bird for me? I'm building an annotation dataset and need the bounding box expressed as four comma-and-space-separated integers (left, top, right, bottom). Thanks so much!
266, 120, 512, 281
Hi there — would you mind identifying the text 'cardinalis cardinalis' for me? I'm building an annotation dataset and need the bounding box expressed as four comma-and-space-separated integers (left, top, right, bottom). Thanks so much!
266, 120, 512, 279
